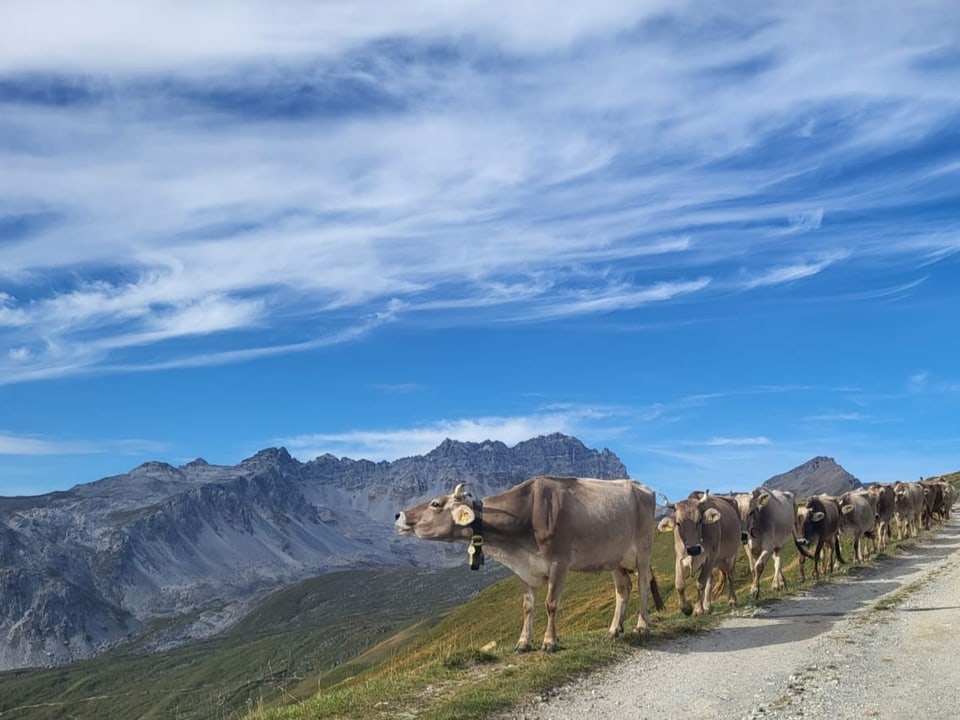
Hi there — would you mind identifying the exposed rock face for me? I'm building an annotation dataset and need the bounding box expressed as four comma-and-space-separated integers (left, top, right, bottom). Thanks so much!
0, 433, 626, 670
762, 456, 862, 498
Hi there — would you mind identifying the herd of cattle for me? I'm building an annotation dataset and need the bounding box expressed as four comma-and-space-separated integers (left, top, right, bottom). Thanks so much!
394, 475, 955, 653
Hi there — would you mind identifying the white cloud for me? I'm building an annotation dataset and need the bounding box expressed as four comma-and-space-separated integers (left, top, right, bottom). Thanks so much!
738, 255, 845, 290
705, 436, 772, 447
2, 2, 959, 386
280, 407, 620, 461
0, 431, 164, 457
806, 413, 866, 422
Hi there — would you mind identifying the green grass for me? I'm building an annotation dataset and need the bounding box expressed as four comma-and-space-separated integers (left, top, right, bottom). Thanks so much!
0, 565, 506, 720
247, 473, 960, 720
3, 473, 957, 720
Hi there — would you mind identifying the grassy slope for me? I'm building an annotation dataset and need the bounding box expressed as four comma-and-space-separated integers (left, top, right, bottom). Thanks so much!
249, 473, 960, 720
0, 565, 507, 720
3, 474, 956, 720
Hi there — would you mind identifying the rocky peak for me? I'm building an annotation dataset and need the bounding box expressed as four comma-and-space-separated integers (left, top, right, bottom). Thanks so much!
239, 447, 301, 475
763, 456, 861, 497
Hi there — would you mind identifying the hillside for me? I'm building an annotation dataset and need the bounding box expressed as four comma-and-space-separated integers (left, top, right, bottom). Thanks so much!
762, 455, 861, 497
1, 463, 950, 719
0, 433, 625, 670
0, 564, 509, 720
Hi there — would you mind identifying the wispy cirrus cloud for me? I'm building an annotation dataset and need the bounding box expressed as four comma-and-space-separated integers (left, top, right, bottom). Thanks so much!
704, 436, 772, 447
280, 406, 623, 461
2, 1, 959, 388
0, 431, 164, 457
737, 252, 849, 290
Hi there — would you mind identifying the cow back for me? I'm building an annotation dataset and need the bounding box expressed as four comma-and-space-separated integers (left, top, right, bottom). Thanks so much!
518, 476, 656, 572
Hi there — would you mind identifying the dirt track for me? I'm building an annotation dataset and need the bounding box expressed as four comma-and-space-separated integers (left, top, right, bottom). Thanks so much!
506, 515, 960, 719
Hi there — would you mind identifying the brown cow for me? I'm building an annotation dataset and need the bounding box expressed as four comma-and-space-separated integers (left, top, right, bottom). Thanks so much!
794, 495, 845, 581
943, 483, 956, 520
729, 488, 795, 599
866, 483, 896, 553
893, 481, 924, 539
921, 480, 951, 524
394, 476, 664, 653
918, 480, 942, 528
658, 491, 740, 616
838, 490, 877, 562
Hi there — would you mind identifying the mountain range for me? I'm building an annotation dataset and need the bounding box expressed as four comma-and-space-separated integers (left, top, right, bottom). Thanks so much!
0, 433, 626, 670
0, 435, 859, 671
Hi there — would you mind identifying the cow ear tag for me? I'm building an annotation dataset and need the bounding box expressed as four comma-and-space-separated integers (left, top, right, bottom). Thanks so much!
453, 505, 476, 526
703, 508, 721, 524
657, 517, 675, 533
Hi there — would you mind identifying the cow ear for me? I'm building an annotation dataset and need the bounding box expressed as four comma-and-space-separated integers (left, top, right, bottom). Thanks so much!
757, 493, 771, 508
657, 517, 675, 533
811, 511, 825, 522
452, 505, 476, 526
703, 508, 721, 524
841, 504, 853, 515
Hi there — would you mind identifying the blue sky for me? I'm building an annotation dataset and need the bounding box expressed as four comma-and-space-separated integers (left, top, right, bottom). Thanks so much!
1, 1, 959, 501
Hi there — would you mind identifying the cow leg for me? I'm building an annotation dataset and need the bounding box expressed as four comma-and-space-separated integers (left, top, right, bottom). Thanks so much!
772, 548, 786, 591
607, 568, 631, 639
750, 548, 770, 600
633, 559, 652, 635
798, 553, 806, 583
541, 567, 568, 652
675, 562, 693, 616
695, 565, 712, 616
515, 583, 536, 653
717, 559, 737, 608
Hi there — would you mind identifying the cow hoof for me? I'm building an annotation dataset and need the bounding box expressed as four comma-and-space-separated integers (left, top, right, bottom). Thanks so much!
514, 644, 532, 654
681, 605, 693, 617
541, 643, 558, 653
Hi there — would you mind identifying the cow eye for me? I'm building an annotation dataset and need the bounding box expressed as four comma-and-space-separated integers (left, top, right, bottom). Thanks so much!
430, 500, 442, 509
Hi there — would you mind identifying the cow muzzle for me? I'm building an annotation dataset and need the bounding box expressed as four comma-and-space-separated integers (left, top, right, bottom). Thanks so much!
685, 544, 703, 557
740, 531, 749, 544
394, 512, 413, 534
795, 537, 809, 546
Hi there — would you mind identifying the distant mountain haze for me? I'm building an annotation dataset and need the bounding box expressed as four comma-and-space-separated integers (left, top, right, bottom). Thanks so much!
0, 434, 858, 670
762, 455, 862, 497
0, 433, 625, 670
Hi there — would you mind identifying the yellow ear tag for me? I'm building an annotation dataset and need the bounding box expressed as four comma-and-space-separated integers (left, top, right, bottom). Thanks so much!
453, 505, 476, 526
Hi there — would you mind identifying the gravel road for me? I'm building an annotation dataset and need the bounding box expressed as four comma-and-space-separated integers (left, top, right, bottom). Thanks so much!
505, 515, 960, 720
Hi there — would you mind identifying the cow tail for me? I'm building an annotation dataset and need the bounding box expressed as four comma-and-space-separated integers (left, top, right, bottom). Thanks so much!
834, 535, 846, 565
649, 570, 665, 611
794, 537, 816, 560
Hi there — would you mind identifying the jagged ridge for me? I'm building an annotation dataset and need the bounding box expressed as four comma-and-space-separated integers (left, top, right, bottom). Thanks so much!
0, 433, 625, 670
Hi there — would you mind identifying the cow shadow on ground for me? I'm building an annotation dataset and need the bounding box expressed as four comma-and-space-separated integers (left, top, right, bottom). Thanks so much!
648, 581, 902, 654
648, 522, 960, 654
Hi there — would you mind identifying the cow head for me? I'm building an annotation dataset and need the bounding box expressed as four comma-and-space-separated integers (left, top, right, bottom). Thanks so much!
794, 499, 827, 546
394, 483, 477, 542
738, 489, 771, 544
657, 492, 721, 558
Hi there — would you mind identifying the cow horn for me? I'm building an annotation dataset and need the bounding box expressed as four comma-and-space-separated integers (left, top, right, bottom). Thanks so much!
453, 483, 466, 500
658, 493, 675, 510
